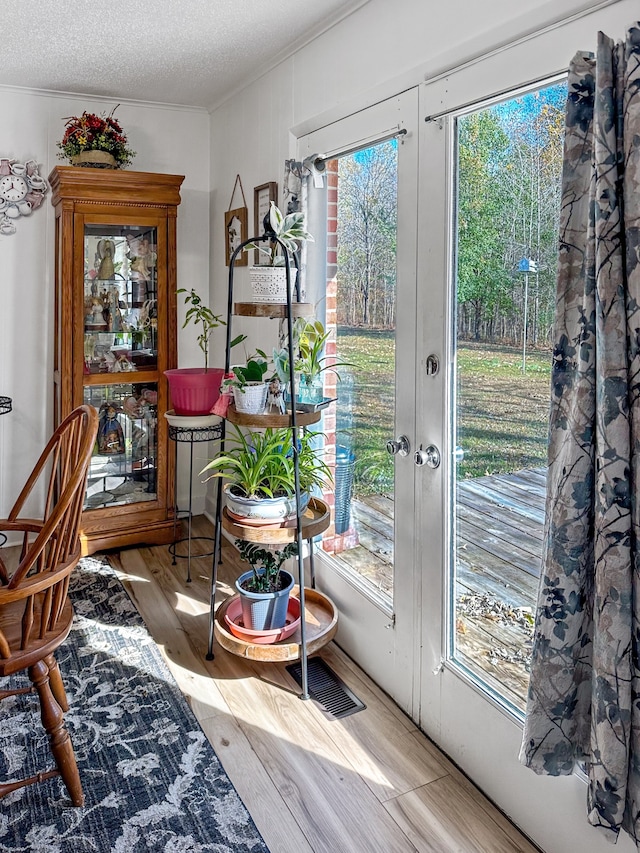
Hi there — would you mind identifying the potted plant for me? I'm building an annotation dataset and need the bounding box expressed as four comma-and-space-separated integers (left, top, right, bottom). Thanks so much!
201, 425, 332, 523
273, 318, 351, 407
245, 202, 314, 303
57, 107, 136, 169
164, 288, 229, 416
233, 539, 299, 631
221, 350, 271, 414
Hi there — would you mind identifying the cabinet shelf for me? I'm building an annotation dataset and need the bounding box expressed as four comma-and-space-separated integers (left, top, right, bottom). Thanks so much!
233, 302, 315, 319
221, 497, 330, 543
214, 586, 338, 662
225, 403, 321, 428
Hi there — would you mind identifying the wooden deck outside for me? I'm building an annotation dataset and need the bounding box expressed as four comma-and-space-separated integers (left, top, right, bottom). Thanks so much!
328, 468, 546, 712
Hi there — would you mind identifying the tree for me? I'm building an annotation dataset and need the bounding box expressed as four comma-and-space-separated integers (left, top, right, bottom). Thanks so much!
457, 111, 513, 340
337, 142, 397, 327
457, 83, 565, 345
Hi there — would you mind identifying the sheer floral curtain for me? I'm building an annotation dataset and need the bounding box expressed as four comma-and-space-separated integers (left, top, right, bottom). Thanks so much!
520, 25, 640, 845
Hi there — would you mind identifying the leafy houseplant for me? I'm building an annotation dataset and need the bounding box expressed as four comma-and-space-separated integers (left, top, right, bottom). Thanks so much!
222, 350, 270, 414
246, 202, 314, 266
233, 539, 298, 631
236, 540, 298, 593
177, 288, 226, 372
245, 203, 314, 302
224, 352, 270, 389
164, 288, 230, 417
201, 425, 332, 522
57, 107, 136, 169
274, 319, 351, 405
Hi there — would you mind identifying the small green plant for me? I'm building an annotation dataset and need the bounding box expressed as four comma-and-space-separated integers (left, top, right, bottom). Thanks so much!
201, 426, 331, 498
177, 288, 227, 372
245, 202, 314, 266
235, 539, 298, 593
273, 319, 351, 387
222, 350, 270, 392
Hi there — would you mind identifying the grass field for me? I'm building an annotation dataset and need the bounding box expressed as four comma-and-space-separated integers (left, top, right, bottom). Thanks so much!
336, 328, 551, 490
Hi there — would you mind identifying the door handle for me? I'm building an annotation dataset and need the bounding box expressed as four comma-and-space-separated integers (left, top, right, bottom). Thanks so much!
386, 435, 410, 457
414, 444, 441, 468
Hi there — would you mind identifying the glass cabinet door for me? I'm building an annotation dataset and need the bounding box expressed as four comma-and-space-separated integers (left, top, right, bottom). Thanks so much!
83, 382, 158, 509
82, 224, 160, 511
83, 225, 158, 375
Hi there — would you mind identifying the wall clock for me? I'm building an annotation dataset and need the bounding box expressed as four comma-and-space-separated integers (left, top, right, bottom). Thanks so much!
0, 159, 48, 235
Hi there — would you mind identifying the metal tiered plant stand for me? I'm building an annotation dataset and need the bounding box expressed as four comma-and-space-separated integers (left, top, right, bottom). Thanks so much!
206, 223, 336, 700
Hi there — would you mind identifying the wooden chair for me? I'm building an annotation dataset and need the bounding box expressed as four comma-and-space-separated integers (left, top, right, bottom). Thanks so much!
0, 405, 98, 806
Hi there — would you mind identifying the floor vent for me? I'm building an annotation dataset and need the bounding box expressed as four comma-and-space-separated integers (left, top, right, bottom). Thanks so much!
286, 656, 366, 720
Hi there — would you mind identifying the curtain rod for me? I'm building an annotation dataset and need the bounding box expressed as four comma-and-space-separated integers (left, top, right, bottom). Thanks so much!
424, 70, 568, 123
316, 127, 407, 167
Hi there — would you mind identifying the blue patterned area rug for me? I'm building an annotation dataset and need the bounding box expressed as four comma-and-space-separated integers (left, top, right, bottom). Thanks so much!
0, 556, 270, 853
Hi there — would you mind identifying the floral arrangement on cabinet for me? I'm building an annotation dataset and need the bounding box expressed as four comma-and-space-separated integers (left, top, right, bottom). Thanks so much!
58, 107, 136, 168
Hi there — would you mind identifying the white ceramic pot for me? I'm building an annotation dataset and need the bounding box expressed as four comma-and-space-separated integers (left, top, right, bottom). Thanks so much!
232, 382, 268, 414
224, 483, 310, 522
249, 266, 298, 303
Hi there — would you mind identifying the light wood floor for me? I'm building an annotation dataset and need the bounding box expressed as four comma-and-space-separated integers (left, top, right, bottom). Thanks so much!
108, 517, 542, 853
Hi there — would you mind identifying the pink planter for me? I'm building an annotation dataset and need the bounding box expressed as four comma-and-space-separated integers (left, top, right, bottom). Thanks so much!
164, 367, 224, 416
224, 595, 301, 644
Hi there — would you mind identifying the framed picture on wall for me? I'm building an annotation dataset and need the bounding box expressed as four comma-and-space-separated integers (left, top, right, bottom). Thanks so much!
225, 206, 248, 266
253, 182, 278, 265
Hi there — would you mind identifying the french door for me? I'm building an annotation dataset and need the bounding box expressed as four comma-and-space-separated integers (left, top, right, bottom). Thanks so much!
418, 4, 638, 853
298, 89, 421, 715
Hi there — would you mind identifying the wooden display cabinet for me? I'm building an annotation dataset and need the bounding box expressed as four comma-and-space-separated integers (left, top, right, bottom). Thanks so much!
49, 167, 184, 555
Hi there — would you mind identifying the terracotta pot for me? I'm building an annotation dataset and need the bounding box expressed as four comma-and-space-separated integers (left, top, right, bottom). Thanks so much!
164, 367, 224, 416
71, 150, 118, 169
224, 595, 301, 644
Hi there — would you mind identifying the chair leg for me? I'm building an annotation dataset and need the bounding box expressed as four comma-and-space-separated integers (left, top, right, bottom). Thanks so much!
28, 658, 84, 807
44, 653, 69, 712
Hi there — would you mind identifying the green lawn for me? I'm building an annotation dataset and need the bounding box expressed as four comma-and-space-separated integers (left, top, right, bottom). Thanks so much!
456, 341, 550, 479
335, 329, 551, 491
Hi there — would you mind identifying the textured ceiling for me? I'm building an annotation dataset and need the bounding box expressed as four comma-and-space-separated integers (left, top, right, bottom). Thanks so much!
3, 0, 368, 110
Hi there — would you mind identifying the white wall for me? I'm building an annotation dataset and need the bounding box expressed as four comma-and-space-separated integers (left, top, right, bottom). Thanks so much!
0, 90, 210, 517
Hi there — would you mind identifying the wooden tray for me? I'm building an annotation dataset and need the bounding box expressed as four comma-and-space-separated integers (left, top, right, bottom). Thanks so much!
214, 586, 338, 661
226, 404, 321, 428
233, 302, 314, 319
221, 496, 330, 543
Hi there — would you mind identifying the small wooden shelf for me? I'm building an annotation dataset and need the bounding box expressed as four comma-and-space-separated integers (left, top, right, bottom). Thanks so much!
234, 302, 315, 319
226, 403, 321, 428
214, 586, 338, 661
221, 496, 330, 543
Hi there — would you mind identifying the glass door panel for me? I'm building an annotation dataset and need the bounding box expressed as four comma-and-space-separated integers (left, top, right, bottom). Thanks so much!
452, 80, 566, 711
321, 141, 398, 605
300, 88, 418, 713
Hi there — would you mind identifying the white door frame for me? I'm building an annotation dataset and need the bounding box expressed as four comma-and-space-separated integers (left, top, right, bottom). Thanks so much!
417, 3, 638, 852
298, 88, 421, 717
